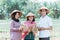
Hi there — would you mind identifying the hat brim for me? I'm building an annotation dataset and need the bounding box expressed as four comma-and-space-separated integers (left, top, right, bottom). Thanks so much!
26, 15, 36, 18
38, 7, 49, 14
26, 12, 36, 18
10, 10, 22, 17
39, 9, 49, 14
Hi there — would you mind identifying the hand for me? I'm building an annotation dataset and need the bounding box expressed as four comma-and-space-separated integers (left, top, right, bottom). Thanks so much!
38, 27, 44, 31
29, 27, 32, 31
32, 24, 36, 27
25, 28, 31, 35
19, 26, 23, 32
38, 27, 48, 31
32, 27, 38, 33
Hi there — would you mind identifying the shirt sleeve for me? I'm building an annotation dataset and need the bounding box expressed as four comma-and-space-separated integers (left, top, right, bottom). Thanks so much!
10, 20, 19, 32
36, 22, 40, 28
48, 18, 53, 27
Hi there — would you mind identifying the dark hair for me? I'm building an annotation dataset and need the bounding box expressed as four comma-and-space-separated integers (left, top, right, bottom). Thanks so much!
11, 12, 21, 19
27, 16, 35, 22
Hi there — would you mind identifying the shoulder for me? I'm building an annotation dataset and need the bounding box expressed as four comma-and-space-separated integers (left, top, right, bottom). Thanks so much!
11, 20, 15, 22
24, 21, 27, 24
23, 21, 28, 25
10, 20, 15, 24
46, 16, 52, 22
33, 22, 36, 24
46, 16, 52, 20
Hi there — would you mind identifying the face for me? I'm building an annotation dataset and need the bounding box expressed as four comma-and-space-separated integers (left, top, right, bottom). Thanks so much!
15, 13, 20, 19
40, 9, 47, 16
28, 16, 34, 22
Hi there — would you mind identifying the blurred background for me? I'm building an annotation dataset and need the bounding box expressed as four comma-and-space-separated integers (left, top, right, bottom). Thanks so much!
0, 0, 60, 40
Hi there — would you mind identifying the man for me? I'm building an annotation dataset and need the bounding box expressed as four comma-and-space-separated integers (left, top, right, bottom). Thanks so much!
37, 7, 53, 40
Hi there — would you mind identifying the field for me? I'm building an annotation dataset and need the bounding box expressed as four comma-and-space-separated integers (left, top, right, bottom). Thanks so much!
0, 19, 60, 40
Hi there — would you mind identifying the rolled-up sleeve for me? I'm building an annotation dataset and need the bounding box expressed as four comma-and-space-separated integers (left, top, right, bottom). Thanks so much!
48, 18, 53, 27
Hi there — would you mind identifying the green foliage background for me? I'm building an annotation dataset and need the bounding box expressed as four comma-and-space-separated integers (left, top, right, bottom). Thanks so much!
0, 0, 60, 19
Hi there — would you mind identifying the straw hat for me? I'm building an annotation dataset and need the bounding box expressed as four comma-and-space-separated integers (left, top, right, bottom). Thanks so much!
10, 10, 22, 17
26, 12, 36, 18
39, 7, 49, 13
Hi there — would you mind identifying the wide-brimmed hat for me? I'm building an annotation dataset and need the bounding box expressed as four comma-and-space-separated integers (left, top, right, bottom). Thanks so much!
39, 7, 49, 13
10, 10, 22, 17
26, 12, 36, 18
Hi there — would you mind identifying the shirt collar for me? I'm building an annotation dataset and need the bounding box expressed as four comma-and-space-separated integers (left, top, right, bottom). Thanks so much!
41, 15, 48, 18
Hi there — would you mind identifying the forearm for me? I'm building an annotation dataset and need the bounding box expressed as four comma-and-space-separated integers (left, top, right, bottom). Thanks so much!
43, 27, 52, 30
11, 28, 19, 32
38, 26, 52, 31
45, 27, 52, 30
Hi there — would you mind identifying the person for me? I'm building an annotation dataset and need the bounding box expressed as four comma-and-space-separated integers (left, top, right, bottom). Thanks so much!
37, 7, 53, 40
22, 12, 37, 40
10, 10, 23, 40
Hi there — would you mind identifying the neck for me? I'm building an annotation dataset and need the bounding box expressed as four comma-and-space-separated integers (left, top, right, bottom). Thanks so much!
28, 20, 33, 23
42, 15, 46, 17
29, 20, 32, 22
12, 18, 19, 22
15, 18, 18, 19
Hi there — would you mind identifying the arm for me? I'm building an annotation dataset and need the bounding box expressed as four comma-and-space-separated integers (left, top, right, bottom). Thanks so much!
44, 26, 52, 30
38, 26, 52, 31
32, 24, 38, 36
38, 18, 53, 31
10, 21, 20, 32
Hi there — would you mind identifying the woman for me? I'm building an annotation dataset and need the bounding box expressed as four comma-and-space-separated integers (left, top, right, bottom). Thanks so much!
37, 7, 53, 40
22, 12, 37, 40
10, 10, 23, 40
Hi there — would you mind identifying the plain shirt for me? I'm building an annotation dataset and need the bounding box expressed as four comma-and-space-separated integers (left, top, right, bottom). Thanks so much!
37, 15, 52, 38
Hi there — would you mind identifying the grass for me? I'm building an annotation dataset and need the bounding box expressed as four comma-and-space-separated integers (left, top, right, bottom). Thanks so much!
0, 19, 60, 40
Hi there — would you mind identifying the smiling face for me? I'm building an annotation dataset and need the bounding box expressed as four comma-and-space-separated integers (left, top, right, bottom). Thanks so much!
15, 13, 20, 19
27, 16, 35, 22
40, 9, 47, 16
28, 16, 34, 22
